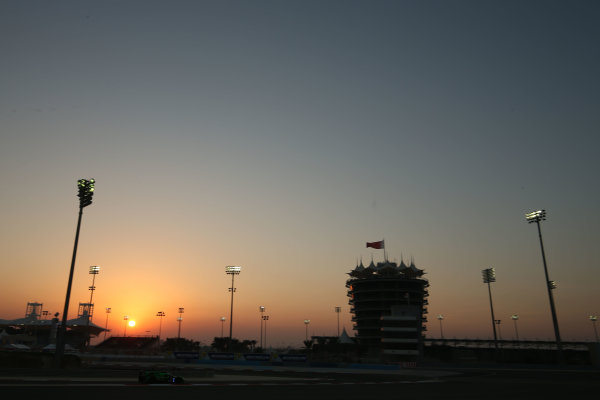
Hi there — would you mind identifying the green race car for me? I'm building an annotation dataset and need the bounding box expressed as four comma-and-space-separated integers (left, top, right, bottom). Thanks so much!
138, 370, 185, 384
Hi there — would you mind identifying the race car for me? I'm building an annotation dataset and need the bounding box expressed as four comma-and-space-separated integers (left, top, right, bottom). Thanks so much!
138, 370, 185, 384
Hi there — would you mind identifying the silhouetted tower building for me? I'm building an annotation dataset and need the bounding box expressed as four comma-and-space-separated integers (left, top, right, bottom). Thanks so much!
346, 259, 429, 362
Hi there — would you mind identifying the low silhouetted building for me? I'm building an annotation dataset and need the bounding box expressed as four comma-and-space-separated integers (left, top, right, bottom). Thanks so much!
0, 302, 105, 350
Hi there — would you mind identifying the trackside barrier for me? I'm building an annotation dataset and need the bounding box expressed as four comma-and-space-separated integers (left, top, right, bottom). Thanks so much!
174, 352, 200, 359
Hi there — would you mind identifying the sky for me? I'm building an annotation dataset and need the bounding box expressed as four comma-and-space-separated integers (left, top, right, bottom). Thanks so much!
1, 0, 599, 347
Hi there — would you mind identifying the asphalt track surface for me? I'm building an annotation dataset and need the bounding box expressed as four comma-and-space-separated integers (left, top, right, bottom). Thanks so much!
1, 360, 600, 400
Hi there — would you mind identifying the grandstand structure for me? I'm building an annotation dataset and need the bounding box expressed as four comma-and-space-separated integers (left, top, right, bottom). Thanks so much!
0, 302, 105, 350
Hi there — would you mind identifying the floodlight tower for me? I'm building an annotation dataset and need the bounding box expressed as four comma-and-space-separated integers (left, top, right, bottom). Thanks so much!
88, 266, 100, 315
263, 315, 269, 349
259, 306, 265, 348
123, 315, 129, 336
437, 314, 445, 339
482, 267, 498, 349
220, 316, 226, 337
590, 316, 599, 342
104, 308, 111, 341
177, 308, 184, 339
511, 314, 520, 341
525, 209, 563, 362
156, 311, 165, 343
56, 178, 95, 368
304, 319, 310, 341
225, 266, 241, 344
335, 306, 341, 337
85, 265, 100, 347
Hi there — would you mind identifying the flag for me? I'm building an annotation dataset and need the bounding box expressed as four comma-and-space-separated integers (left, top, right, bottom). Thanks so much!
366, 240, 384, 249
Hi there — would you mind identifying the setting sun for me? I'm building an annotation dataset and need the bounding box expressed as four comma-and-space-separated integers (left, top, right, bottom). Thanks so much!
128, 320, 136, 327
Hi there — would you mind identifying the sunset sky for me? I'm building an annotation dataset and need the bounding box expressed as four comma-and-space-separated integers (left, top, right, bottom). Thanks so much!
1, 1, 599, 347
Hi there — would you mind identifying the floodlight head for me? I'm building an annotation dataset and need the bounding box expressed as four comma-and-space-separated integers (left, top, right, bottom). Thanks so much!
437, 314, 444, 320
156, 311, 165, 317
77, 178, 96, 208
225, 266, 241, 274
482, 267, 496, 283
512, 314, 519, 320
106, 307, 111, 313
525, 209, 546, 223
221, 316, 226, 321
124, 315, 128, 320
304, 319, 310, 324
89, 266, 100, 274
590, 316, 598, 322
178, 308, 184, 313
259, 306, 265, 312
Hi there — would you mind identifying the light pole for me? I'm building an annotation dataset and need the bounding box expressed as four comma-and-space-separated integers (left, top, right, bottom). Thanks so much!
85, 265, 100, 347
225, 266, 241, 346
482, 267, 498, 350
263, 315, 269, 349
156, 311, 165, 343
512, 314, 520, 341
335, 306, 341, 337
526, 209, 563, 362
590, 316, 599, 342
103, 307, 111, 341
304, 319, 310, 341
437, 314, 444, 339
87, 266, 100, 316
123, 315, 129, 336
177, 308, 184, 339
259, 306, 265, 349
220, 317, 226, 338
56, 178, 95, 368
